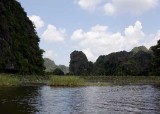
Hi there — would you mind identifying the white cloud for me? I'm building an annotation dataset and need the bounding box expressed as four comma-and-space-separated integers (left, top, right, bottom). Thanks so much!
76, 0, 102, 11
83, 48, 96, 61
29, 15, 44, 29
75, 0, 158, 15
71, 29, 85, 40
42, 24, 65, 42
43, 50, 58, 60
104, 0, 158, 15
71, 21, 160, 61
104, 3, 115, 15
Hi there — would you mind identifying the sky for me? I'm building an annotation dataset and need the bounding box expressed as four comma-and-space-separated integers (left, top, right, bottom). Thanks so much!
17, 0, 160, 66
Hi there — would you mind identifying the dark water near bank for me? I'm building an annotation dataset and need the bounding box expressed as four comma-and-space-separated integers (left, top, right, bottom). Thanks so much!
0, 85, 160, 114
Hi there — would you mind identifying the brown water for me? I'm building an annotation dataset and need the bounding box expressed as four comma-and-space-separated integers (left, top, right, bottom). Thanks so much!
0, 85, 160, 114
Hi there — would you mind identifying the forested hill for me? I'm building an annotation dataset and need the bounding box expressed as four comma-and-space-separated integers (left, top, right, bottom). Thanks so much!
69, 42, 160, 76
0, 0, 44, 74
44, 58, 69, 74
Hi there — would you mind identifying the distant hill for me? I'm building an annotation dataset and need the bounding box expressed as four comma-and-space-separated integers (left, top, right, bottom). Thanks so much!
44, 58, 57, 72
94, 47, 152, 76
69, 46, 153, 76
58, 65, 69, 74
44, 58, 69, 74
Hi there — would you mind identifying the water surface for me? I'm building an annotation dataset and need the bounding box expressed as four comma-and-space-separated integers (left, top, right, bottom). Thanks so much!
0, 85, 160, 114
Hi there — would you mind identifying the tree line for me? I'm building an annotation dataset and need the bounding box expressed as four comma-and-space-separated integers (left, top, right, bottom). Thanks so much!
69, 40, 160, 76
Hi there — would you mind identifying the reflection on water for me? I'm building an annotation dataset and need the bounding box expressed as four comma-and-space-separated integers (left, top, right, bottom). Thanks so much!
0, 86, 40, 114
0, 85, 160, 114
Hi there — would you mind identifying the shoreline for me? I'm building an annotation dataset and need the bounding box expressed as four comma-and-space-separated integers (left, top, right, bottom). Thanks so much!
0, 74, 160, 87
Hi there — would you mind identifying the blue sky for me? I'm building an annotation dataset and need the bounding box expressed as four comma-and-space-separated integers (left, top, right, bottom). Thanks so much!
17, 0, 160, 66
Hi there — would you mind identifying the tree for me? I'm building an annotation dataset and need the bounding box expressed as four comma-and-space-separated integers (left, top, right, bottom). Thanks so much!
44, 58, 69, 74
94, 47, 152, 76
52, 68, 64, 75
151, 40, 160, 75
0, 0, 44, 74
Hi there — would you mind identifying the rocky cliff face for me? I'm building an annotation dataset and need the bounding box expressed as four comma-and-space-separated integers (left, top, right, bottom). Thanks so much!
69, 51, 91, 75
94, 47, 152, 76
0, 0, 44, 74
69, 46, 153, 76
151, 40, 160, 75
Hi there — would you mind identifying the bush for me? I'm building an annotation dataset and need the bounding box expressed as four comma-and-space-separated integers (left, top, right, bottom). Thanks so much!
52, 68, 64, 75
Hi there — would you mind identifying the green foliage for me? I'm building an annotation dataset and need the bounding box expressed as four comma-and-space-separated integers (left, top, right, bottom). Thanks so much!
0, 74, 20, 86
82, 76, 160, 85
69, 51, 93, 75
151, 40, 160, 75
69, 46, 153, 76
131, 46, 148, 54
49, 76, 85, 87
44, 58, 69, 74
0, 0, 44, 74
52, 68, 64, 75
95, 50, 152, 76
44, 58, 57, 72
58, 65, 69, 74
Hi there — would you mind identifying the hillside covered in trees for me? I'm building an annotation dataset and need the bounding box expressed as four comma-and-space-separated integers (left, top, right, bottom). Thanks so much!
44, 58, 69, 74
0, 0, 44, 74
69, 40, 160, 76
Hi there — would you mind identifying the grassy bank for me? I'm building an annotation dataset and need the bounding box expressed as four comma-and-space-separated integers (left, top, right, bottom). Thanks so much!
0, 74, 48, 86
0, 74, 20, 86
46, 75, 160, 86
49, 76, 85, 87
81, 76, 160, 85
0, 74, 160, 87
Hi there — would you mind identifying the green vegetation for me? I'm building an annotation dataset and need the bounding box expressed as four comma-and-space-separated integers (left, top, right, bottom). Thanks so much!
44, 58, 57, 72
49, 76, 85, 87
44, 58, 69, 74
69, 41, 160, 77
151, 40, 160, 75
0, 0, 44, 74
69, 51, 93, 75
69, 47, 153, 76
16, 75, 48, 85
0, 74, 160, 87
38, 75, 160, 87
52, 68, 64, 75
0, 74, 48, 86
82, 76, 160, 85
131, 46, 149, 54
0, 74, 20, 86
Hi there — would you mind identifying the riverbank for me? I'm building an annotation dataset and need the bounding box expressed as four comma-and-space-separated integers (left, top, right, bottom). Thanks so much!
0, 74, 47, 86
82, 76, 160, 86
0, 74, 160, 87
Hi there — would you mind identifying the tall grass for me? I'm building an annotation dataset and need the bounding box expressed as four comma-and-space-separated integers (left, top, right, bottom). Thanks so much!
0, 74, 160, 87
0, 74, 20, 86
81, 76, 160, 85
49, 76, 85, 87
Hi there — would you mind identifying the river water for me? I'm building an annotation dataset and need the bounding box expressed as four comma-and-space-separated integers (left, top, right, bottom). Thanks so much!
0, 85, 160, 114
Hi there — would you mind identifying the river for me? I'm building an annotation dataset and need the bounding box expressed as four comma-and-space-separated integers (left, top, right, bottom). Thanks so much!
0, 85, 160, 114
